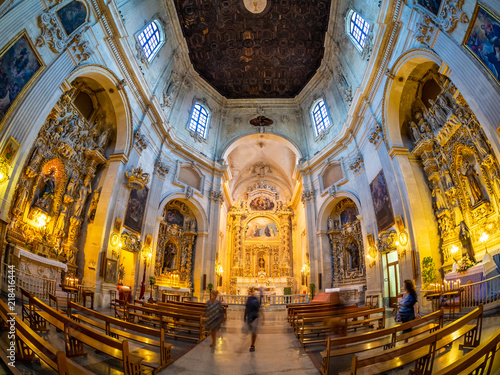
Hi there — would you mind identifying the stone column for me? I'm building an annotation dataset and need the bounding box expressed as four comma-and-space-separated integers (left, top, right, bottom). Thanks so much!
302, 188, 319, 289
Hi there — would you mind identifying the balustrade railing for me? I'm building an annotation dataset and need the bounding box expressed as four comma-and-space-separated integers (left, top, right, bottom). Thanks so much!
1, 262, 56, 301
460, 274, 500, 311
217, 294, 247, 304
270, 294, 309, 305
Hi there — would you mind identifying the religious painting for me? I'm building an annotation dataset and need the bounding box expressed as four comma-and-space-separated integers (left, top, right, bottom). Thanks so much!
166, 208, 184, 227
56, 1, 87, 36
370, 170, 394, 232
340, 206, 358, 225
31, 165, 59, 215
113, 217, 122, 232
145, 234, 153, 247
345, 240, 360, 270
104, 258, 118, 284
249, 196, 275, 211
416, 0, 442, 16
246, 217, 278, 239
162, 242, 177, 271
0, 136, 19, 166
0, 32, 44, 126
463, 4, 500, 84
123, 187, 149, 233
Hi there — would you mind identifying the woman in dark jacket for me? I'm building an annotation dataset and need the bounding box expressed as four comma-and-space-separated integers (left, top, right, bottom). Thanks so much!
398, 279, 421, 339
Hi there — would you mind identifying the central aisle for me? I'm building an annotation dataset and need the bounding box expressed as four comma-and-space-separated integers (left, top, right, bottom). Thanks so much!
160, 309, 319, 375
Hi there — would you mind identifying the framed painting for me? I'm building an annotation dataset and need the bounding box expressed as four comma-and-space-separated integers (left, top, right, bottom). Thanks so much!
123, 187, 149, 233
246, 217, 278, 240
104, 258, 118, 284
249, 196, 275, 211
463, 4, 500, 85
0, 31, 45, 129
0, 136, 19, 166
416, 0, 443, 16
166, 208, 184, 227
56, 1, 87, 36
370, 170, 395, 232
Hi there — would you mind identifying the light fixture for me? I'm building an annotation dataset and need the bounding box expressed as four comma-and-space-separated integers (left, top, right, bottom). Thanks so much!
34, 212, 49, 228
398, 231, 409, 246
216, 264, 223, 276
450, 244, 460, 262
480, 232, 489, 253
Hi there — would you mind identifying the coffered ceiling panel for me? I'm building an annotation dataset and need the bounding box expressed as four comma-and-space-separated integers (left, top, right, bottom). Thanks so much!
173, 0, 332, 99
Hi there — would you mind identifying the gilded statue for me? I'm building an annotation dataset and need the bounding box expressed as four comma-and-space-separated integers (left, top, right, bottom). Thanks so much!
461, 160, 485, 205
458, 221, 476, 263
97, 128, 111, 150
431, 182, 448, 210
73, 175, 92, 218
409, 121, 421, 142
55, 205, 68, 236
66, 177, 77, 197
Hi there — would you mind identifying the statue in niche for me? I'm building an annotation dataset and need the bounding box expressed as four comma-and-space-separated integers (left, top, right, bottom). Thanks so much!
33, 169, 56, 212
409, 120, 421, 142
458, 221, 476, 263
328, 216, 334, 231
97, 128, 111, 150
246, 252, 251, 266
163, 243, 177, 271
15, 175, 32, 212
73, 175, 92, 218
441, 167, 453, 189
346, 242, 360, 270
55, 205, 68, 236
258, 256, 265, 269
66, 177, 77, 197
428, 98, 448, 125
461, 160, 485, 205
437, 96, 453, 118
431, 182, 448, 210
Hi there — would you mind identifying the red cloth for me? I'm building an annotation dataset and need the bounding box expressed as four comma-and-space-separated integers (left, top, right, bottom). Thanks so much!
311, 292, 339, 304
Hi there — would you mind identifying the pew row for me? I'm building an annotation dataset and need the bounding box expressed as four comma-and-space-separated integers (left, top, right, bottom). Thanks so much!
341, 304, 483, 375
300, 307, 386, 347
68, 301, 172, 373
29, 296, 143, 375
127, 303, 205, 342
320, 309, 444, 375
0, 298, 91, 375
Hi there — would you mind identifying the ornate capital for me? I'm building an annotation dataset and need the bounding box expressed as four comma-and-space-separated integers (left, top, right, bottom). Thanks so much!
154, 157, 169, 179
210, 189, 224, 205
133, 128, 148, 153
301, 188, 315, 203
414, 13, 437, 46
439, 0, 469, 33
349, 153, 364, 175
369, 123, 383, 145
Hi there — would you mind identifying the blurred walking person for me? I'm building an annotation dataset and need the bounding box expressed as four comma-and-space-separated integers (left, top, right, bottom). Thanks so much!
206, 290, 224, 347
244, 288, 262, 352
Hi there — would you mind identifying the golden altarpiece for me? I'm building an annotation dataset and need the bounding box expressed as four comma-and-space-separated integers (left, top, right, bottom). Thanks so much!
5, 85, 112, 287
327, 198, 366, 303
154, 200, 197, 294
405, 70, 500, 272
227, 182, 294, 295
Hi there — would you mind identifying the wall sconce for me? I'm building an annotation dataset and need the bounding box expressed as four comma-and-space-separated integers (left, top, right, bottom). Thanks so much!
367, 246, 377, 268
450, 244, 460, 262
216, 264, 223, 277
301, 264, 310, 276
480, 232, 489, 253
0, 159, 9, 184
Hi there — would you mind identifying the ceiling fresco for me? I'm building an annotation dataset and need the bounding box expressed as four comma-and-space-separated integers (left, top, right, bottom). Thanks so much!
173, 0, 332, 99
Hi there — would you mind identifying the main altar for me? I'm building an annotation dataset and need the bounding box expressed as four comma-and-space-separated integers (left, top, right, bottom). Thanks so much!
227, 182, 295, 295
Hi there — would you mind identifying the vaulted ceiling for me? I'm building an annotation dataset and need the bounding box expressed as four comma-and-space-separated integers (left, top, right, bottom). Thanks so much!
173, 0, 332, 99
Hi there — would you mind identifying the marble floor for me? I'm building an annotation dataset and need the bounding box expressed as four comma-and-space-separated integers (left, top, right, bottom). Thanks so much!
160, 309, 319, 375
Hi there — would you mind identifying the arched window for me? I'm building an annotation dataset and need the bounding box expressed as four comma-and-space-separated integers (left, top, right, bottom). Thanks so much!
188, 103, 210, 138
312, 99, 331, 136
348, 11, 370, 50
137, 20, 164, 61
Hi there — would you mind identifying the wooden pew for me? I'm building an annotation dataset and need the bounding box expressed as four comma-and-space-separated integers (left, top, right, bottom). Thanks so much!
300, 307, 385, 347
0, 299, 91, 375
29, 296, 143, 375
343, 304, 483, 375
287, 303, 338, 323
127, 303, 205, 342
164, 299, 229, 321
19, 287, 47, 332
433, 327, 500, 375
320, 309, 444, 375
68, 301, 171, 373
292, 305, 367, 334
